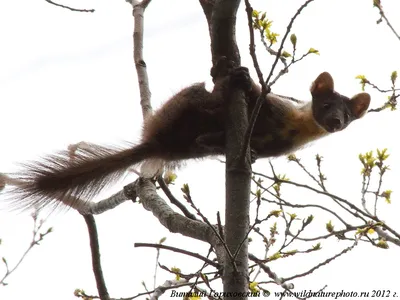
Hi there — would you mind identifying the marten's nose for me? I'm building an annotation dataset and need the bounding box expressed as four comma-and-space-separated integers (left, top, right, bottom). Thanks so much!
327, 117, 342, 132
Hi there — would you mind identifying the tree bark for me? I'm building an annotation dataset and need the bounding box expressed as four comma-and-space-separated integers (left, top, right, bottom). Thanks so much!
208, 0, 251, 298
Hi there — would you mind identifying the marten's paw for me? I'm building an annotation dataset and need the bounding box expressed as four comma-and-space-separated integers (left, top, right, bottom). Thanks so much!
211, 56, 235, 81
230, 67, 252, 92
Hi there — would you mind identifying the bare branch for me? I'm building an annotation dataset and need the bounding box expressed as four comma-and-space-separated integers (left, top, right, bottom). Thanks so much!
240, 0, 271, 162
130, 179, 221, 247
282, 238, 359, 283
264, 0, 316, 85
157, 177, 197, 220
182, 184, 236, 270
375, 228, 400, 246
0, 214, 52, 286
130, 276, 221, 300
78, 189, 130, 215
82, 214, 110, 300
374, 1, 400, 41
44, 0, 94, 12
134, 243, 220, 269
131, 0, 153, 119
241, 0, 316, 161
249, 253, 293, 290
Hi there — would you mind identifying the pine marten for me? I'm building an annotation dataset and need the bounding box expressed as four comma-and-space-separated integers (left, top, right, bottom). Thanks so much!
4, 66, 370, 211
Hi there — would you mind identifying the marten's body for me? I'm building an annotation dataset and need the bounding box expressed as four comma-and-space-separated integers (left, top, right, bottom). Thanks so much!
5, 68, 370, 210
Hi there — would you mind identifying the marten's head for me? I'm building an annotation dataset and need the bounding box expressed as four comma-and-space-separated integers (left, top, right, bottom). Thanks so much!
310, 72, 370, 133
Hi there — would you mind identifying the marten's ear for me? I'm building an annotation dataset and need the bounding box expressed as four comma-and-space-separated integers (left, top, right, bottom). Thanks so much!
310, 72, 334, 96
349, 93, 371, 119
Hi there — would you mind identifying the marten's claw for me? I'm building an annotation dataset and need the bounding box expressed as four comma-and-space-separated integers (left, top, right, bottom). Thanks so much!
211, 56, 235, 81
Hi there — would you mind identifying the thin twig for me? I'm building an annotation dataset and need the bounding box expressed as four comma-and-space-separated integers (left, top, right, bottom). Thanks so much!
157, 177, 197, 220
183, 186, 237, 271
253, 170, 375, 222
134, 243, 220, 269
282, 237, 360, 283
374, 1, 400, 41
130, 276, 220, 300
240, 0, 271, 162
240, 0, 316, 162
44, 0, 94, 12
0, 214, 52, 286
264, 0, 316, 85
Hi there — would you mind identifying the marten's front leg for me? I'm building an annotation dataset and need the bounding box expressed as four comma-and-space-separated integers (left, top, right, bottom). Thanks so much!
229, 66, 253, 94
229, 65, 260, 164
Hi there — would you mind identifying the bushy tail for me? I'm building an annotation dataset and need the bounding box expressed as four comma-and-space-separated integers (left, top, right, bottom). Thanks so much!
8, 142, 156, 211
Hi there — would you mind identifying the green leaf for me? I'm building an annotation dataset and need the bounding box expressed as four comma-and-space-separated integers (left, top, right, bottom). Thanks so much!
381, 190, 392, 204
171, 267, 181, 280
269, 210, 282, 218
326, 220, 334, 233
376, 148, 389, 161
268, 252, 281, 261
249, 281, 259, 293
287, 212, 297, 220
285, 249, 298, 256
290, 33, 297, 47
391, 71, 397, 85
164, 171, 177, 184
308, 48, 320, 55
355, 74, 367, 80
281, 50, 292, 58
181, 183, 190, 194
270, 222, 278, 236
304, 215, 314, 226
313, 243, 321, 250
377, 239, 389, 249
266, 30, 279, 45
355, 74, 368, 91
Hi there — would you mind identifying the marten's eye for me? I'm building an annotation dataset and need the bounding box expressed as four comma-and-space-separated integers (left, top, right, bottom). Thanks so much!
323, 103, 331, 109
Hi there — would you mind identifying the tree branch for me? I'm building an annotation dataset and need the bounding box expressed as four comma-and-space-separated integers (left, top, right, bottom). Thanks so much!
134, 242, 220, 269
209, 0, 251, 296
44, 0, 94, 12
374, 1, 400, 41
129, 179, 220, 246
157, 177, 197, 220
131, 0, 153, 119
82, 214, 110, 300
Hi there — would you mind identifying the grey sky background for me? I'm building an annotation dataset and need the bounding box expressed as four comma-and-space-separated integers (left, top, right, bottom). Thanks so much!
1, 0, 400, 299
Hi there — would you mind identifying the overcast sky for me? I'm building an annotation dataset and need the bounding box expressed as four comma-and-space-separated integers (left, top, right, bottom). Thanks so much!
1, 0, 400, 299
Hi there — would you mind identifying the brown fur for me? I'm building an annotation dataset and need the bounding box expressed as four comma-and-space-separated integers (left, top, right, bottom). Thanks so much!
4, 71, 370, 211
